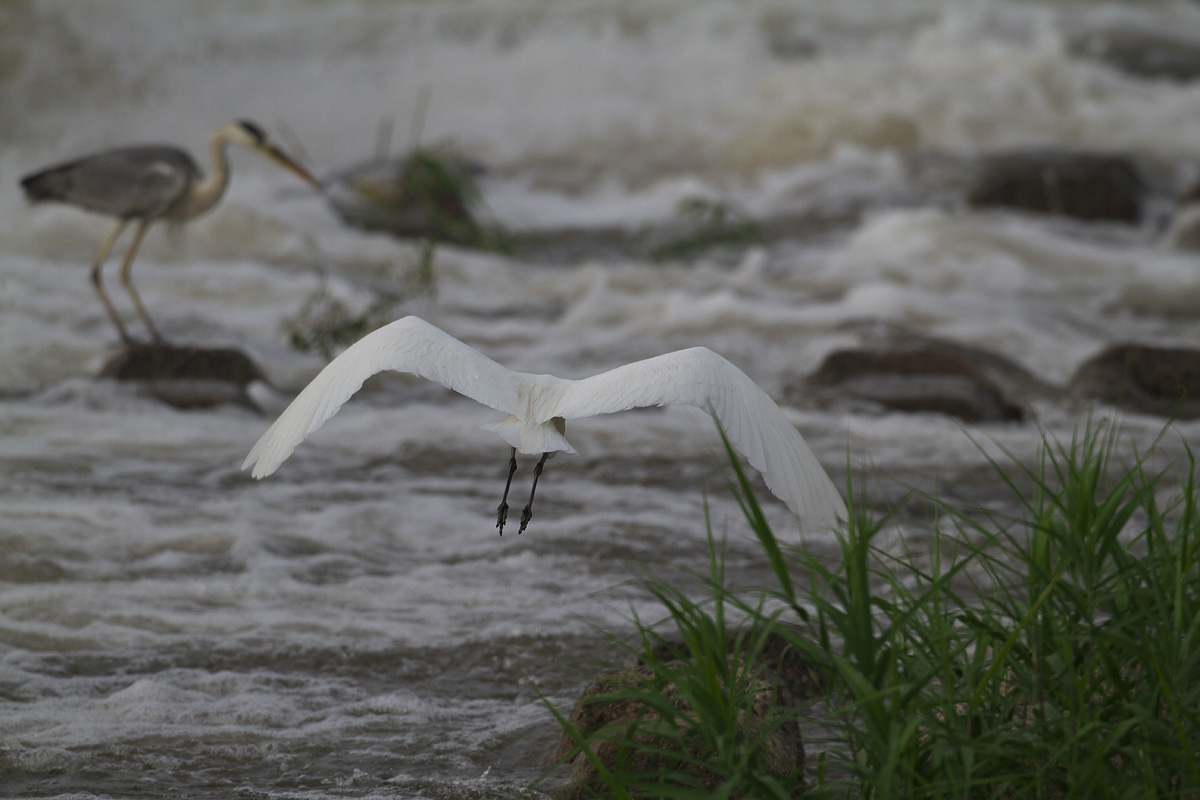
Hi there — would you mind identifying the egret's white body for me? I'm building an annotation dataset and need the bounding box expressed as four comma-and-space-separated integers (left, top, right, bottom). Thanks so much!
243, 316, 846, 533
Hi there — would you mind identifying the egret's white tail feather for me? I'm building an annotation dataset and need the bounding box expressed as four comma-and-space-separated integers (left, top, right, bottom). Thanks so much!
480, 415, 576, 455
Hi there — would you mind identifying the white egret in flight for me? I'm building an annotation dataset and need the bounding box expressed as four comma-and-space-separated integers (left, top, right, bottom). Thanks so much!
243, 316, 846, 534
20, 120, 318, 345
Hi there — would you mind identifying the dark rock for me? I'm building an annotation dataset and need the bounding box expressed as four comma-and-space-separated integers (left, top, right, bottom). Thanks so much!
1070, 27, 1200, 82
98, 343, 267, 410
549, 629, 820, 798
321, 149, 486, 244
1159, 179, 1200, 249
1163, 204, 1200, 251
550, 660, 805, 800
644, 628, 829, 705
966, 150, 1146, 223
803, 344, 1027, 423
1178, 178, 1200, 208
1068, 344, 1200, 419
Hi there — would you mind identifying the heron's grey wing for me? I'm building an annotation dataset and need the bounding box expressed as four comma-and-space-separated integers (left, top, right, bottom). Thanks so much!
21, 146, 195, 219
550, 348, 846, 530
243, 317, 530, 478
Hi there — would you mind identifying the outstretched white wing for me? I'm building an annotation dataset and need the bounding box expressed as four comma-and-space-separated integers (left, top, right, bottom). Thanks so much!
549, 347, 846, 530
244, 316, 845, 532
243, 317, 531, 478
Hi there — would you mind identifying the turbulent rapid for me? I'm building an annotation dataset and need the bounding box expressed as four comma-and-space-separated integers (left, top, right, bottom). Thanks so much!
3, 1, 1200, 797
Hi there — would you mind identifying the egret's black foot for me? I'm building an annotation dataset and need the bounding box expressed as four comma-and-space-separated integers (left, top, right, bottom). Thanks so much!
496, 502, 509, 536
496, 447, 518, 536
517, 452, 549, 535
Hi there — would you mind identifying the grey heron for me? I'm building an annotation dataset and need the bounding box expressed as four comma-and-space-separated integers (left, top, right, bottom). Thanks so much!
20, 120, 317, 345
242, 316, 847, 535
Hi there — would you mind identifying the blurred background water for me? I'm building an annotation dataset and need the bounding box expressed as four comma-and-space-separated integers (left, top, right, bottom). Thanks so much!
3, 1, 1200, 797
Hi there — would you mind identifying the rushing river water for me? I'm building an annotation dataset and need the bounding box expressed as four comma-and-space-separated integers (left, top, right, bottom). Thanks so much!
4, 1, 1200, 797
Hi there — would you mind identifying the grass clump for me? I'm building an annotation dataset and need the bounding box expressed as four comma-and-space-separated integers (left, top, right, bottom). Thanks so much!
649, 197, 762, 262
549, 528, 810, 799
381, 148, 510, 252
329, 143, 511, 252
548, 419, 1200, 798
283, 287, 399, 360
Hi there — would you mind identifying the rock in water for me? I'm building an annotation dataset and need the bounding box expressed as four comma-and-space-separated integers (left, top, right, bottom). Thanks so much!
1069, 27, 1200, 82
1069, 344, 1200, 419
321, 149, 485, 244
802, 344, 1028, 423
966, 150, 1146, 223
550, 663, 804, 799
98, 343, 267, 410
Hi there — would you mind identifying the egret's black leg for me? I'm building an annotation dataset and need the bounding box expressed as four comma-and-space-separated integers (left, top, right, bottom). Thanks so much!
496, 447, 518, 535
519, 452, 550, 534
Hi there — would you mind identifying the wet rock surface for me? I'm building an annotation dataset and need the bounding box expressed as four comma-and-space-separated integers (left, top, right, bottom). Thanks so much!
797, 328, 1200, 423
807, 349, 1022, 423
1069, 26, 1200, 82
1068, 343, 1200, 420
797, 330, 1046, 423
98, 343, 267, 410
320, 149, 488, 245
966, 150, 1147, 223
549, 632, 820, 799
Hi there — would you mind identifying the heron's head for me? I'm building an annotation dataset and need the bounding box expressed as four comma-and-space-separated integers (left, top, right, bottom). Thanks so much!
220, 120, 318, 187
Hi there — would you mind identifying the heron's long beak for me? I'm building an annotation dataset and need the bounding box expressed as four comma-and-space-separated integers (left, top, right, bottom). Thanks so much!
267, 146, 319, 187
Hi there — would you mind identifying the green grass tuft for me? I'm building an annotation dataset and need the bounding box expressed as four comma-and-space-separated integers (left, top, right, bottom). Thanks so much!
546, 416, 1200, 798
649, 197, 763, 262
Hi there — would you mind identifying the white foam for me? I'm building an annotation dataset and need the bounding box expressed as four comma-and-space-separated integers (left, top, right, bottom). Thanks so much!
6, 2, 1200, 794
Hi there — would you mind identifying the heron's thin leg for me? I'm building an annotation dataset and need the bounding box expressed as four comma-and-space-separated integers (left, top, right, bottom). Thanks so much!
518, 452, 550, 535
496, 447, 517, 536
90, 220, 135, 345
116, 220, 163, 344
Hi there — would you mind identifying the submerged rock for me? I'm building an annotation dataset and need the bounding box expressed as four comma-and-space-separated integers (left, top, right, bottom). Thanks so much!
1068, 344, 1200, 419
549, 633, 816, 799
1069, 27, 1200, 82
98, 343, 267, 410
801, 341, 1031, 423
1163, 180, 1200, 250
321, 148, 488, 245
966, 150, 1146, 223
